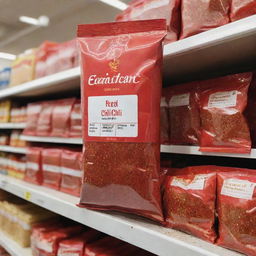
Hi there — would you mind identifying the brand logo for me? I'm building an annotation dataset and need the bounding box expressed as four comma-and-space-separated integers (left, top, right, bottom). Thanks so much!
109, 59, 119, 72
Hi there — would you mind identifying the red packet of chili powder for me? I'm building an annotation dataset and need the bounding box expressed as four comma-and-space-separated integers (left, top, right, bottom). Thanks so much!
163, 171, 217, 243
230, 0, 256, 21
77, 20, 166, 222
217, 172, 256, 256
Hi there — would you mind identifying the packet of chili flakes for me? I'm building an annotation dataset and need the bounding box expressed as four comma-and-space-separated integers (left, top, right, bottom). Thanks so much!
198, 73, 252, 154
163, 167, 217, 243
77, 20, 166, 222
217, 171, 256, 256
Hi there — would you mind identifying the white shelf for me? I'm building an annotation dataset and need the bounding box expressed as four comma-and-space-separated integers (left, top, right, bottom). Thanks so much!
0, 67, 80, 99
0, 231, 32, 256
0, 175, 241, 256
20, 135, 83, 145
0, 145, 26, 154
0, 123, 26, 129
161, 145, 256, 159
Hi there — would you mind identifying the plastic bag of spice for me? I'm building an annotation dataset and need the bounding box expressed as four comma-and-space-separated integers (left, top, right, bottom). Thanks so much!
198, 73, 252, 154
163, 171, 217, 243
180, 0, 230, 39
230, 0, 256, 21
69, 100, 82, 138
60, 149, 82, 196
166, 82, 200, 145
77, 20, 166, 222
42, 148, 63, 190
217, 172, 256, 256
116, 0, 180, 43
51, 98, 76, 137
160, 96, 170, 144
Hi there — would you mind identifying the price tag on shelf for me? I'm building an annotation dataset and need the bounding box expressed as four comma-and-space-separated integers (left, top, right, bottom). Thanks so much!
24, 191, 31, 201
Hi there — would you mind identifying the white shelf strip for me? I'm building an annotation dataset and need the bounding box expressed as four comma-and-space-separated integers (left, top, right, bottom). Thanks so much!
0, 231, 32, 256
0, 175, 240, 256
0, 123, 26, 129
20, 135, 83, 145
161, 145, 256, 159
0, 145, 27, 154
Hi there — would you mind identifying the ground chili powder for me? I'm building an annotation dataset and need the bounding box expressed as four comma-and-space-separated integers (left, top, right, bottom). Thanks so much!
198, 73, 252, 153
217, 172, 256, 256
77, 20, 166, 222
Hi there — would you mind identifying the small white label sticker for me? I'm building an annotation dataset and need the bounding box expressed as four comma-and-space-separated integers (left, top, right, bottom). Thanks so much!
171, 174, 208, 190
221, 178, 255, 200
88, 95, 138, 137
43, 164, 60, 173
169, 93, 190, 107
208, 90, 237, 108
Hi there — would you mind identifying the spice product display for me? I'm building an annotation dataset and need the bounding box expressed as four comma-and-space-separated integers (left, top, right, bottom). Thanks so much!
230, 0, 256, 21
165, 82, 200, 145
25, 147, 43, 185
0, 101, 11, 123
9, 130, 27, 147
198, 73, 252, 153
217, 172, 256, 256
7, 154, 26, 179
160, 96, 169, 144
60, 149, 82, 196
116, 0, 181, 43
0, 134, 9, 145
10, 105, 27, 123
163, 170, 217, 242
42, 148, 63, 190
69, 100, 82, 138
77, 19, 166, 222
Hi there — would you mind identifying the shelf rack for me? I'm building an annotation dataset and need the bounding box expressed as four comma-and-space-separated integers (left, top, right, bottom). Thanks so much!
0, 231, 32, 256
0, 175, 240, 256
0, 123, 26, 129
0, 145, 26, 154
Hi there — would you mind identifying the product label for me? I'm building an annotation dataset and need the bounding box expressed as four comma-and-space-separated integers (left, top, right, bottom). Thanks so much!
208, 90, 237, 108
169, 93, 190, 107
61, 167, 82, 177
88, 95, 138, 137
58, 250, 80, 256
43, 164, 60, 173
37, 240, 53, 253
171, 174, 208, 190
27, 162, 39, 170
221, 178, 255, 200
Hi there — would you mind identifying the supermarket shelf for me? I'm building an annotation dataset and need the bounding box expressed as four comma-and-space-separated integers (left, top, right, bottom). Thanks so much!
20, 135, 83, 145
161, 145, 256, 159
0, 67, 80, 99
163, 15, 256, 83
0, 123, 26, 129
0, 175, 240, 256
0, 231, 32, 256
0, 145, 27, 154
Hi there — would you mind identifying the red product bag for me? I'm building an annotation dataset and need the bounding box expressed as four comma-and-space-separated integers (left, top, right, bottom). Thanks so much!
37, 101, 55, 137
217, 172, 256, 256
69, 100, 82, 138
116, 0, 180, 43
230, 0, 256, 21
51, 98, 76, 137
77, 20, 166, 222
166, 82, 200, 145
60, 149, 82, 196
25, 147, 43, 185
160, 95, 169, 144
23, 102, 42, 136
198, 73, 252, 153
163, 172, 217, 242
180, 0, 230, 39
42, 148, 63, 190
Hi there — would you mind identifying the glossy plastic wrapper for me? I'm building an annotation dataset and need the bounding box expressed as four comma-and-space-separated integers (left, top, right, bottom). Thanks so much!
230, 0, 256, 21
77, 20, 166, 222
160, 96, 169, 144
217, 172, 256, 256
198, 73, 252, 153
163, 171, 217, 242
180, 0, 230, 39
69, 100, 82, 138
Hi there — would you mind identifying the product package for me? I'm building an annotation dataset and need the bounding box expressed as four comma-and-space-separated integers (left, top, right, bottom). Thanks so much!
60, 149, 82, 196
166, 82, 200, 145
116, 0, 180, 43
25, 147, 43, 185
77, 20, 166, 222
69, 100, 82, 138
217, 172, 256, 256
230, 0, 256, 21
163, 171, 217, 242
198, 73, 252, 153
51, 98, 76, 137
42, 148, 63, 190
180, 0, 230, 39
23, 103, 42, 136
160, 96, 169, 144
